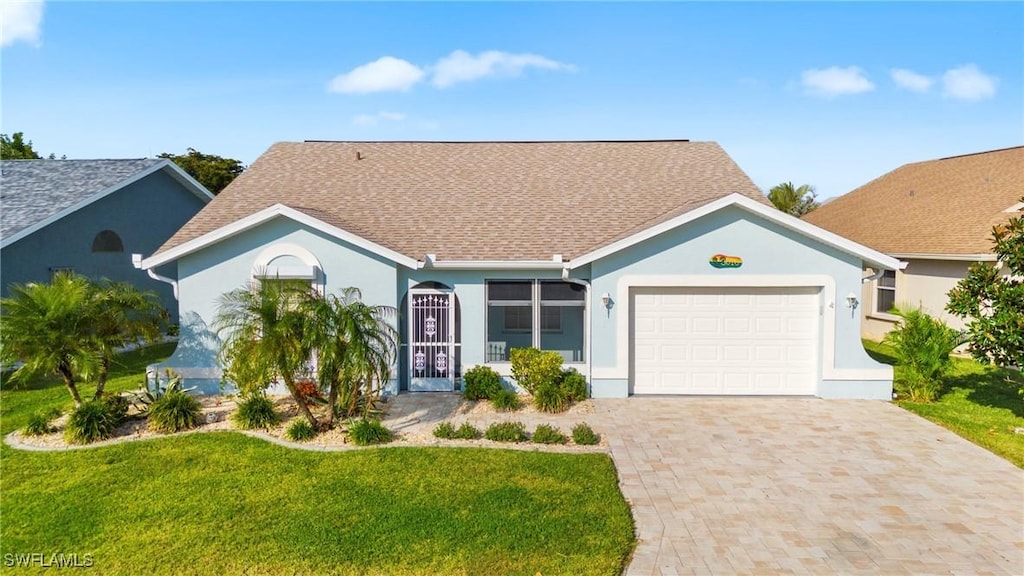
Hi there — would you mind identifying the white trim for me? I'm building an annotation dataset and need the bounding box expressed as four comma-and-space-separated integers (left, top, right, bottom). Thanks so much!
426, 260, 566, 270
1, 160, 213, 250
604, 274, 892, 388
1004, 201, 1024, 213
251, 243, 323, 289
569, 193, 903, 271
141, 204, 419, 270
889, 252, 997, 262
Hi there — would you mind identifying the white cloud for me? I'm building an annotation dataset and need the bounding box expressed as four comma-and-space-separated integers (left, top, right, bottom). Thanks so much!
942, 64, 998, 101
328, 56, 425, 94
1, 0, 44, 48
801, 66, 875, 98
351, 111, 407, 126
431, 50, 576, 88
890, 68, 933, 93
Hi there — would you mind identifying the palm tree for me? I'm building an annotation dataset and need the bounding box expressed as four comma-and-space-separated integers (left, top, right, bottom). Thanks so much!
0, 272, 163, 406
214, 280, 320, 428
768, 182, 819, 216
304, 288, 398, 426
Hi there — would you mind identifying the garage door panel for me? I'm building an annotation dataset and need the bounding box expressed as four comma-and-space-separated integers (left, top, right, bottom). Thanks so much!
632, 286, 819, 395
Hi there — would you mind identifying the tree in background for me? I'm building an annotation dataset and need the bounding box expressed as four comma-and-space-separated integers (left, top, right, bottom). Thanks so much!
767, 182, 820, 216
159, 148, 245, 194
946, 202, 1024, 372
1, 132, 42, 159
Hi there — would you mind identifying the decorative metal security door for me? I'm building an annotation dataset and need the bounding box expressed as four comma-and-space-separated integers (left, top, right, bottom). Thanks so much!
409, 288, 456, 391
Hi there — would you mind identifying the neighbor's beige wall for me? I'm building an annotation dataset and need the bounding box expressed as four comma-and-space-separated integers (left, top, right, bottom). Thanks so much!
860, 259, 974, 340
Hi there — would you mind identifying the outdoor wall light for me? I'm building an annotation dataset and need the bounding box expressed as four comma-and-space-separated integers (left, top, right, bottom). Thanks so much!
600, 292, 613, 318
845, 292, 859, 310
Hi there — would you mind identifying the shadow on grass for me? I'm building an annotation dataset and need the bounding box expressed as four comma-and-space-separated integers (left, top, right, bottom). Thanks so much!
952, 367, 1024, 419
0, 342, 178, 393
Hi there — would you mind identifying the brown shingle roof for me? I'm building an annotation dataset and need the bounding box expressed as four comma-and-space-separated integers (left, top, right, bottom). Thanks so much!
802, 146, 1024, 256
156, 140, 767, 262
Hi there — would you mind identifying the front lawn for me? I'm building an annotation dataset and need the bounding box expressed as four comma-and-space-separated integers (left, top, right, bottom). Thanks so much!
863, 339, 1024, 468
0, 346, 636, 575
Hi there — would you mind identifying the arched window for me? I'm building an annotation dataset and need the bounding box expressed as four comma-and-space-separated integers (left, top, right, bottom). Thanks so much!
91, 230, 124, 253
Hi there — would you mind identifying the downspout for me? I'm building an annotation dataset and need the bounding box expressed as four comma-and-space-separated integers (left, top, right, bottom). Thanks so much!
561, 266, 592, 389
133, 253, 178, 299
862, 268, 886, 284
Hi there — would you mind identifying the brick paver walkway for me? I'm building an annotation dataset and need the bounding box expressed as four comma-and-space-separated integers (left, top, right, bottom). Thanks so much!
384, 394, 1024, 575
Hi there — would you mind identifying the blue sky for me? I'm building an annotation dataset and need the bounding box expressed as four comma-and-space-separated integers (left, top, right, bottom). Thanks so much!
2, 1, 1021, 199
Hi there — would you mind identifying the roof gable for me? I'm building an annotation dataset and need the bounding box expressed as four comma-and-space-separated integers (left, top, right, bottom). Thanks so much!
0, 159, 214, 249
802, 146, 1024, 256
154, 140, 771, 262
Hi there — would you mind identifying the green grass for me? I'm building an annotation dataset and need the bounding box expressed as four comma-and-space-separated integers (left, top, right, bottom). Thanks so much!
0, 344, 636, 575
863, 339, 1024, 468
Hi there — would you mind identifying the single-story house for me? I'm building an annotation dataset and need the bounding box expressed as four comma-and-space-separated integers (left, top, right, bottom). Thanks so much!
1, 158, 214, 318
139, 140, 899, 399
803, 146, 1023, 340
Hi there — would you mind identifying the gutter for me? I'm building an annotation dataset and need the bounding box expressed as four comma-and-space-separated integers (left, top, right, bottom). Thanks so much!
133, 253, 178, 299
420, 253, 565, 270
560, 269, 592, 390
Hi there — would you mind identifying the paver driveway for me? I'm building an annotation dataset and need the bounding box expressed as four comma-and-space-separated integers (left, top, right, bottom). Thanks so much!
597, 397, 1024, 575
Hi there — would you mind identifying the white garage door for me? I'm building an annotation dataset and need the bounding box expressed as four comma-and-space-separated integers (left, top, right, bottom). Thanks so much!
631, 286, 820, 395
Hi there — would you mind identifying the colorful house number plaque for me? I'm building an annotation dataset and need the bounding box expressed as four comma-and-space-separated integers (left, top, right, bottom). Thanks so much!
709, 254, 742, 269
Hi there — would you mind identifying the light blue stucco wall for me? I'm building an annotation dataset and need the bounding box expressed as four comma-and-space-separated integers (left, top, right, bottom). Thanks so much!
0, 169, 208, 318
153, 217, 398, 393
587, 206, 891, 399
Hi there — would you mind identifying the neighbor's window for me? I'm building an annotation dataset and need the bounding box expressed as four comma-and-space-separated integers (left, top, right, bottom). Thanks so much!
91, 230, 124, 253
486, 280, 585, 363
876, 270, 896, 314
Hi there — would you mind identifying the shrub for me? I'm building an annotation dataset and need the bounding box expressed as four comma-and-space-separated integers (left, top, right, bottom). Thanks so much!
101, 393, 131, 425
571, 422, 600, 446
490, 388, 521, 412
232, 393, 280, 430
884, 307, 966, 403
484, 421, 526, 443
285, 419, 317, 442
130, 369, 196, 414
532, 424, 567, 445
348, 418, 392, 445
23, 407, 61, 436
148, 390, 203, 433
534, 383, 570, 413
509, 347, 563, 394
64, 401, 116, 444
463, 365, 503, 400
454, 422, 481, 440
433, 421, 457, 439
561, 368, 588, 402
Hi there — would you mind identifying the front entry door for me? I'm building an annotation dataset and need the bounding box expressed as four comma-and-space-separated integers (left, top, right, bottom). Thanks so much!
409, 288, 456, 391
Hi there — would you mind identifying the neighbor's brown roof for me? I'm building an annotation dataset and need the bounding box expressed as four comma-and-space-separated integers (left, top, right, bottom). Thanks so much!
156, 141, 767, 261
803, 146, 1024, 256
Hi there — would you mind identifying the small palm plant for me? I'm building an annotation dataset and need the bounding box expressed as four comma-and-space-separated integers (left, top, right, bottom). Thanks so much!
884, 307, 967, 402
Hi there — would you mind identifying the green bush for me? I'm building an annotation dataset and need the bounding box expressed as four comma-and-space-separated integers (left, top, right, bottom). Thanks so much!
509, 347, 564, 394
23, 407, 61, 436
101, 393, 131, 425
571, 422, 599, 446
884, 307, 966, 403
484, 421, 526, 443
531, 424, 567, 445
454, 422, 481, 440
64, 401, 116, 444
491, 388, 521, 412
285, 419, 317, 442
433, 421, 457, 439
232, 393, 280, 430
534, 383, 570, 413
463, 365, 503, 401
561, 368, 588, 402
348, 418, 393, 445
148, 391, 203, 433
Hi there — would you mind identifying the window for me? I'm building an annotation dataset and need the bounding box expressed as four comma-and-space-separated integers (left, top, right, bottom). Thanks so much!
91, 230, 124, 253
486, 280, 585, 363
876, 270, 896, 314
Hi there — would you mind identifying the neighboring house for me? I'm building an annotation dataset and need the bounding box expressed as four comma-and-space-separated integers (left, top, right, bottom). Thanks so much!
1, 159, 214, 318
803, 146, 1024, 340
139, 140, 899, 399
